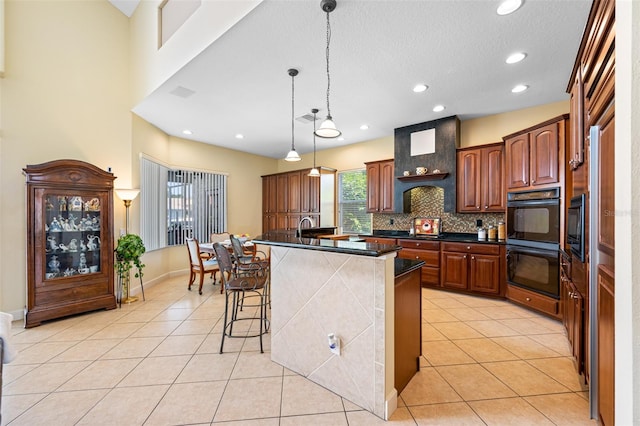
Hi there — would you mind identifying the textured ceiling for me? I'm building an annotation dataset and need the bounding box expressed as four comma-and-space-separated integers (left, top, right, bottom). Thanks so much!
126, 0, 592, 159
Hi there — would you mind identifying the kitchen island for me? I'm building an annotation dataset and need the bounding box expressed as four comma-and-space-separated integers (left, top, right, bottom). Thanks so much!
253, 233, 421, 420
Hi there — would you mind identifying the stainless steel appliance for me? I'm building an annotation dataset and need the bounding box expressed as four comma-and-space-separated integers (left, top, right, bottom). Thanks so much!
506, 244, 560, 298
567, 193, 586, 262
506, 187, 560, 250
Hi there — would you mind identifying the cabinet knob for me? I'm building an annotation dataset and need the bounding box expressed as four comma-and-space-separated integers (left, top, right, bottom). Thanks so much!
477, 206, 480, 209
526, 297, 531, 302
466, 246, 471, 250
531, 179, 536, 183
484, 205, 488, 209
524, 180, 528, 185
471, 256, 475, 260
415, 256, 420, 259
463, 255, 467, 259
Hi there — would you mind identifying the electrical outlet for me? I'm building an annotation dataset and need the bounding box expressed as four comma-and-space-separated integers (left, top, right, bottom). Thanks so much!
389, 218, 394, 225
476, 219, 483, 227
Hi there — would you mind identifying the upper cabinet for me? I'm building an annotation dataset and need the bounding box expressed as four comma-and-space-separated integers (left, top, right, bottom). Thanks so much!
24, 160, 116, 328
504, 115, 568, 191
366, 159, 394, 213
456, 143, 505, 213
262, 168, 336, 233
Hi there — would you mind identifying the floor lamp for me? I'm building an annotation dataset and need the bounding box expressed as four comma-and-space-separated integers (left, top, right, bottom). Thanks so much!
115, 188, 140, 303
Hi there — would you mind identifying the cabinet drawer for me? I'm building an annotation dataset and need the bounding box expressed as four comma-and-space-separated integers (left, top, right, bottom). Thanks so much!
506, 284, 558, 317
363, 237, 396, 245
421, 267, 440, 286
397, 239, 440, 250
441, 242, 500, 255
399, 248, 439, 267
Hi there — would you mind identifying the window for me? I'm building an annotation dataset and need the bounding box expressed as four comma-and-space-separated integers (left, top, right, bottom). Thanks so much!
141, 157, 227, 250
338, 169, 371, 234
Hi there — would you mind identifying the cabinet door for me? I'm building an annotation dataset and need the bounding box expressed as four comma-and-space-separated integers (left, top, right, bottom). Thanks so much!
505, 134, 530, 189
469, 254, 500, 294
456, 150, 481, 212
262, 175, 278, 214
530, 123, 559, 186
276, 174, 289, 213
379, 160, 395, 212
482, 145, 506, 211
569, 69, 585, 169
441, 251, 468, 290
303, 171, 321, 213
288, 171, 302, 213
366, 162, 381, 213
262, 213, 277, 234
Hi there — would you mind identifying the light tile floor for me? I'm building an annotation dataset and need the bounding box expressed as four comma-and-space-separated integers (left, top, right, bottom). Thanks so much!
2, 275, 595, 425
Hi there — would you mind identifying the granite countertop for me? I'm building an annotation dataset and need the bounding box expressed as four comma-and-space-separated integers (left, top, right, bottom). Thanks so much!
253, 232, 401, 257
362, 230, 507, 245
394, 258, 425, 277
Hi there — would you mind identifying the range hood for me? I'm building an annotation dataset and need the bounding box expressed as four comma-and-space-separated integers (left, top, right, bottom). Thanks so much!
393, 115, 460, 212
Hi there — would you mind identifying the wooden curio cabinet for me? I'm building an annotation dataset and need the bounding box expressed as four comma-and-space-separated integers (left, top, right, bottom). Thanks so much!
24, 160, 117, 328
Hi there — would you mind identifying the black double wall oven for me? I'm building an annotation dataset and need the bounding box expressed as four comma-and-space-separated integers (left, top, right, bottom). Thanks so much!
506, 188, 561, 299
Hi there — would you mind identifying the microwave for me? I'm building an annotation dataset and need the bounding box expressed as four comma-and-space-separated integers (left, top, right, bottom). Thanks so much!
567, 193, 586, 262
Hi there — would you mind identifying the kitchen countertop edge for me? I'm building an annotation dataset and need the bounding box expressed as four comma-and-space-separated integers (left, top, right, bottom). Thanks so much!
253, 233, 401, 257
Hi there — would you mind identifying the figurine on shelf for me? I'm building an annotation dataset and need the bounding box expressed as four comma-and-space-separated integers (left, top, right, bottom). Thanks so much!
45, 197, 54, 211
91, 216, 100, 231
49, 217, 63, 232
68, 239, 78, 252
58, 243, 70, 252
80, 239, 87, 252
68, 196, 83, 211
62, 219, 73, 232
58, 196, 67, 212
78, 252, 88, 269
47, 236, 58, 252
87, 234, 100, 251
68, 214, 79, 231
48, 255, 60, 273
63, 267, 76, 277
85, 198, 100, 211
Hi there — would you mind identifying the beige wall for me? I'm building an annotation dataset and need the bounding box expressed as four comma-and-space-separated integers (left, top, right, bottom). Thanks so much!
0, 0, 131, 316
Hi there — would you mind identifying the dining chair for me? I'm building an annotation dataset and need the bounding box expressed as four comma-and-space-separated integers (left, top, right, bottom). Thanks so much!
213, 242, 269, 354
186, 238, 219, 295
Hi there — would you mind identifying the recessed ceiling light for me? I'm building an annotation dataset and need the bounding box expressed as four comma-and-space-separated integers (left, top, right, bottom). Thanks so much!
337, 137, 345, 141
235, 134, 244, 139
433, 105, 445, 112
497, 0, 523, 15
413, 84, 428, 93
506, 52, 527, 64
511, 84, 529, 93
360, 124, 369, 130
182, 130, 193, 135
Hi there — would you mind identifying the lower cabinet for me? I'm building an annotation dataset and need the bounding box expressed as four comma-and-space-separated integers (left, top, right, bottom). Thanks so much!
561, 271, 584, 376
394, 265, 422, 394
397, 239, 440, 287
506, 284, 559, 317
440, 242, 503, 296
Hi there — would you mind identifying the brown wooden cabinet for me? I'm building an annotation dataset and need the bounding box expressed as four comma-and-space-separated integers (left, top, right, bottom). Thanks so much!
569, 69, 585, 170
24, 160, 116, 328
394, 265, 422, 394
365, 159, 394, 213
262, 168, 335, 233
440, 242, 503, 296
504, 116, 568, 191
561, 253, 585, 377
397, 239, 440, 287
457, 143, 505, 213
506, 284, 559, 317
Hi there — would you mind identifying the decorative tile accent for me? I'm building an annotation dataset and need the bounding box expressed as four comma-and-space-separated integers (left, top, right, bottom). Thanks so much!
373, 186, 505, 233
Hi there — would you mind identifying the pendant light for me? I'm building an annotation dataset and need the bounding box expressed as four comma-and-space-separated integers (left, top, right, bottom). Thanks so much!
308, 108, 321, 177
285, 68, 302, 162
315, 0, 341, 139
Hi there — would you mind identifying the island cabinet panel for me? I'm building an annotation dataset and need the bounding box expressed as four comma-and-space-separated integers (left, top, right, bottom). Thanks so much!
394, 266, 422, 394
504, 115, 567, 192
397, 239, 440, 287
365, 159, 394, 213
457, 143, 505, 213
24, 159, 116, 328
439, 242, 503, 296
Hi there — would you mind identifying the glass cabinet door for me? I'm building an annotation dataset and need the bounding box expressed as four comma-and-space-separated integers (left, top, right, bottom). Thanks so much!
43, 193, 105, 280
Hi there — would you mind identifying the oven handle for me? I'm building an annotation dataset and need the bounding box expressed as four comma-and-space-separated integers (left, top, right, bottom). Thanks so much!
506, 198, 560, 208
506, 245, 559, 258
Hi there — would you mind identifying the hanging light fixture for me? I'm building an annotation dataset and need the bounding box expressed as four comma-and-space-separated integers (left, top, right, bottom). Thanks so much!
285, 68, 301, 161
315, 0, 341, 139
308, 108, 321, 177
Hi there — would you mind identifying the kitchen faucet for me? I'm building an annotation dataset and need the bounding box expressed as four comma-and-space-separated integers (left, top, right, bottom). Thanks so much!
297, 216, 315, 237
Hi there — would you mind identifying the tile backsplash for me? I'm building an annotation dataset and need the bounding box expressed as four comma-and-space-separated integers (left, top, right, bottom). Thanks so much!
372, 186, 504, 233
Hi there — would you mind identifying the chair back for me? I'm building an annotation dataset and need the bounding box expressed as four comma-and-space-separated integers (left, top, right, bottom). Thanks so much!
186, 238, 201, 266
212, 242, 235, 276
229, 235, 248, 260
210, 232, 230, 243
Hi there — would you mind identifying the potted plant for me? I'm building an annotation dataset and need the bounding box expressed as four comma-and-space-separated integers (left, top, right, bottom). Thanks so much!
114, 234, 146, 302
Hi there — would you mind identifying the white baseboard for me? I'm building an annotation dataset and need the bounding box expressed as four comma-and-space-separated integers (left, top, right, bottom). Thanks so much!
385, 389, 398, 420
